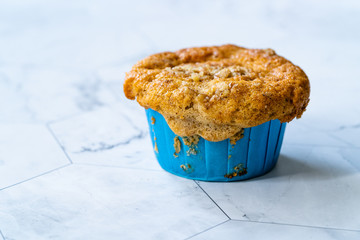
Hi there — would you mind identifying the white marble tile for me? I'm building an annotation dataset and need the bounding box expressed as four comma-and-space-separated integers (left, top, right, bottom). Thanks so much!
198, 145, 360, 230
106, 77, 148, 114
0, 67, 118, 124
283, 121, 349, 147
138, 0, 360, 56
0, 124, 69, 190
339, 148, 360, 171
0, 66, 36, 123
96, 59, 146, 84
295, 83, 360, 133
49, 103, 161, 170
0, 2, 153, 69
135, 0, 360, 133
330, 125, 360, 148
0, 165, 228, 240
97, 61, 143, 106
189, 220, 360, 240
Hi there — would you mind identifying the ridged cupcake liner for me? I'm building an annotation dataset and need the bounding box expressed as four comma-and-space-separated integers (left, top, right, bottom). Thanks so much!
145, 108, 286, 182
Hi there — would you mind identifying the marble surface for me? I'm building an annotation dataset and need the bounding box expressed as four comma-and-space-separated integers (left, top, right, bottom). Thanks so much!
1, 0, 360, 239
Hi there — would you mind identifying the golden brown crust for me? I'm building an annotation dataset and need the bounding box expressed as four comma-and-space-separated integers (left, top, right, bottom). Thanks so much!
124, 44, 310, 141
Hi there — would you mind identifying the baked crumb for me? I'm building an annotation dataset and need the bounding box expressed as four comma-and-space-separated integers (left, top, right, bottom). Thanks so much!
151, 116, 155, 125
173, 136, 181, 157
124, 44, 310, 141
230, 129, 244, 146
154, 142, 158, 153
182, 135, 200, 156
180, 164, 193, 173
186, 148, 198, 156
224, 163, 247, 178
182, 135, 200, 146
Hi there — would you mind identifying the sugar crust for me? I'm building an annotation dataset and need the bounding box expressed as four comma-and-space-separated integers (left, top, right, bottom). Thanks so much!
124, 44, 310, 141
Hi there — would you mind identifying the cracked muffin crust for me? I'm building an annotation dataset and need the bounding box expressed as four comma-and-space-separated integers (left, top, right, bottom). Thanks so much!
124, 44, 310, 141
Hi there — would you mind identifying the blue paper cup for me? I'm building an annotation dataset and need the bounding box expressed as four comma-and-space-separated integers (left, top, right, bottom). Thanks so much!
145, 108, 286, 181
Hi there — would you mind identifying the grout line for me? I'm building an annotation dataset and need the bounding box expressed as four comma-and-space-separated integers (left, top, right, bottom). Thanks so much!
46, 123, 73, 164
231, 219, 360, 233
0, 229, 4, 240
183, 219, 230, 240
194, 181, 231, 220
327, 133, 357, 148
0, 164, 71, 192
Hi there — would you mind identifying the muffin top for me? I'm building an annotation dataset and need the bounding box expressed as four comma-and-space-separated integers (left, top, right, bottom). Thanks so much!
124, 44, 310, 141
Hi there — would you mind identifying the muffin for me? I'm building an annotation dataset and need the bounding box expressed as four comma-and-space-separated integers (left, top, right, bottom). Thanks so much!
124, 44, 310, 181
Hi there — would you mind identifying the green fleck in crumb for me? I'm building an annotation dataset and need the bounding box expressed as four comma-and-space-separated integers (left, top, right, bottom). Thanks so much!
182, 135, 199, 146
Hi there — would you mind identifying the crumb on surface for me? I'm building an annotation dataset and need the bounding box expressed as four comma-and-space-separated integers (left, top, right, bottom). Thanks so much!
180, 164, 193, 173
224, 163, 247, 178
186, 148, 198, 156
151, 116, 155, 125
173, 136, 181, 157
154, 142, 158, 153
230, 129, 244, 146
182, 135, 200, 146
182, 135, 199, 156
